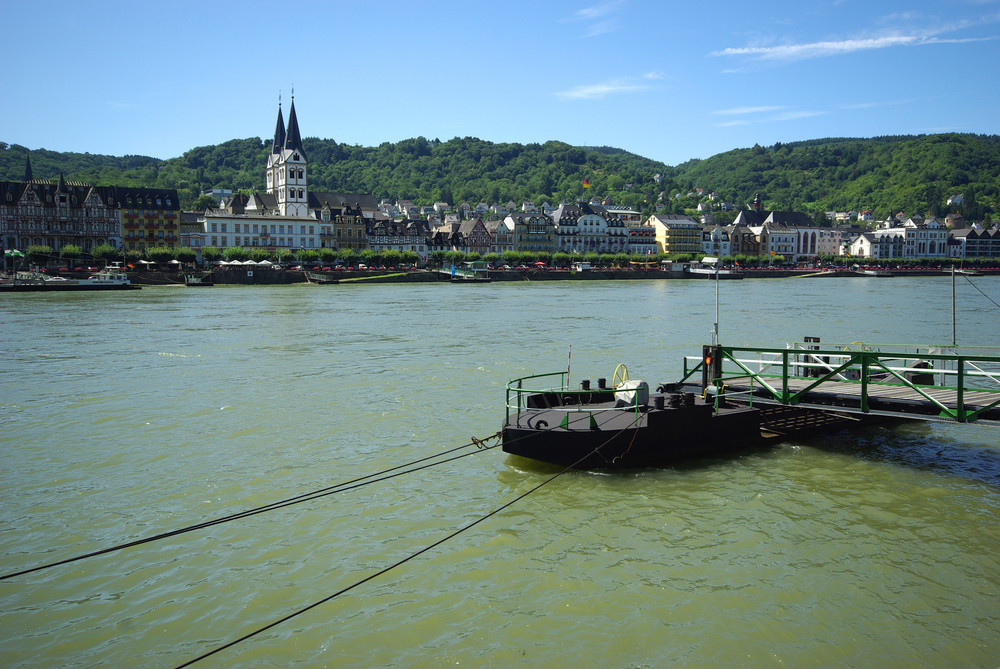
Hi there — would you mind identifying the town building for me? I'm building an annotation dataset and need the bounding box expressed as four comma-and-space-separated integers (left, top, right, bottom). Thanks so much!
118, 187, 181, 252
950, 226, 1000, 258
484, 219, 514, 256
506, 211, 555, 253
1, 154, 133, 254
645, 214, 703, 254
366, 219, 429, 261
551, 202, 624, 255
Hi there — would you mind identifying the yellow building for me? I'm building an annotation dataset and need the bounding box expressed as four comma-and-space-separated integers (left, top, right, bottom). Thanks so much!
645, 214, 703, 254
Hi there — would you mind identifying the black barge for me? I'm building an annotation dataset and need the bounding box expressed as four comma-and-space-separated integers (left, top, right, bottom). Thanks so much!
501, 365, 862, 469
501, 367, 765, 468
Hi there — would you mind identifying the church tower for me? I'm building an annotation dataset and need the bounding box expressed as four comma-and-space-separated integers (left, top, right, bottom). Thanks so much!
265, 95, 309, 217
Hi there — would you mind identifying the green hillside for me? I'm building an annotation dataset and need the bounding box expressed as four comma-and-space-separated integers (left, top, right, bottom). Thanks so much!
2, 133, 998, 221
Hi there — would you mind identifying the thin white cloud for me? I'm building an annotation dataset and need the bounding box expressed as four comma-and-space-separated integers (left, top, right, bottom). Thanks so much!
772, 110, 827, 121
565, 0, 625, 37
713, 35, 918, 60
713, 11, 1000, 62
556, 79, 649, 100
573, 0, 625, 21
643, 71, 665, 80
713, 105, 786, 116
711, 107, 826, 126
840, 99, 912, 110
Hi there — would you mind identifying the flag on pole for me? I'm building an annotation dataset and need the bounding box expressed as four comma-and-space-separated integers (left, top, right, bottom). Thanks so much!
583, 179, 590, 189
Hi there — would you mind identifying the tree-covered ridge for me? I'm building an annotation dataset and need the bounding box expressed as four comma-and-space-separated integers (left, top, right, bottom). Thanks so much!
670, 134, 1000, 220
2, 133, 999, 220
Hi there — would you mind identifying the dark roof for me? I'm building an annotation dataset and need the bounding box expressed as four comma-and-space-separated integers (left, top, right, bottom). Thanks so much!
309, 191, 377, 211
271, 105, 286, 155
733, 210, 769, 227
767, 211, 815, 228
0, 179, 118, 209
284, 100, 306, 159
115, 187, 180, 210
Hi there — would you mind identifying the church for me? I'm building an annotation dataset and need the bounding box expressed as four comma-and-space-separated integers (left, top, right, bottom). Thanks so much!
196, 97, 376, 252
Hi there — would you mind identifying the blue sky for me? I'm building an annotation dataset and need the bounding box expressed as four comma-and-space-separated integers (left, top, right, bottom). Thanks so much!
3, 0, 998, 166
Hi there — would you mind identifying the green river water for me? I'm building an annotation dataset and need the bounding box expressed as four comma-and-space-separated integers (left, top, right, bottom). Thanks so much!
2, 277, 998, 668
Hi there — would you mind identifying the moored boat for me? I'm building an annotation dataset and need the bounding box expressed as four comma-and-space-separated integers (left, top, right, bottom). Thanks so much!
185, 272, 214, 286
0, 263, 139, 291
684, 262, 743, 279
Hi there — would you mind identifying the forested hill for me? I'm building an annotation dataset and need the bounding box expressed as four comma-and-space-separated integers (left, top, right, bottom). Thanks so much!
1, 133, 998, 220
670, 134, 1000, 220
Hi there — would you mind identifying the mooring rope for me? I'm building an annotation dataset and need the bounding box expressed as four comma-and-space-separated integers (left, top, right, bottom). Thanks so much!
962, 273, 1000, 310
172, 430, 625, 668
0, 432, 501, 581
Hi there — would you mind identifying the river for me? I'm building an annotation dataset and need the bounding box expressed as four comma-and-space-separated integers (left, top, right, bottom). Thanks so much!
2, 276, 998, 668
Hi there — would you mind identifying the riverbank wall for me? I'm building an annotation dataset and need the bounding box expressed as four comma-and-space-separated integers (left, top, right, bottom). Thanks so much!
119, 266, 1000, 285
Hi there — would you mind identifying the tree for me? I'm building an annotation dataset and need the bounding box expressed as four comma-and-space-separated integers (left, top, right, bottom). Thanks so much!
194, 194, 218, 211
26, 244, 52, 267
59, 244, 82, 266
429, 250, 448, 267
91, 244, 122, 265
224, 246, 249, 262
175, 247, 197, 265
146, 246, 176, 264
201, 246, 223, 262
296, 249, 320, 264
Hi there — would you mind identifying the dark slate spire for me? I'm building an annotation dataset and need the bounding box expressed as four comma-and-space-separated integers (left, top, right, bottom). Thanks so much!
23, 152, 33, 182
271, 103, 286, 155
58, 172, 67, 192
284, 98, 306, 159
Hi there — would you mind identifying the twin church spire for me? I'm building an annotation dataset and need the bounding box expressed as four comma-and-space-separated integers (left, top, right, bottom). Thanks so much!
266, 93, 308, 216
270, 95, 306, 159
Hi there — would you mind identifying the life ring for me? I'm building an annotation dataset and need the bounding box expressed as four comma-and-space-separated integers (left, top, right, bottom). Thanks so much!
613, 364, 629, 388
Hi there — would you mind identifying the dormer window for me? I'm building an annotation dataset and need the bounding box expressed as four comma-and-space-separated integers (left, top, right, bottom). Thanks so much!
293, 153, 300, 161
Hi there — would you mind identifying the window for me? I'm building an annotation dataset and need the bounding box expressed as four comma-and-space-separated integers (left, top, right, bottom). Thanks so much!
221, 224, 227, 232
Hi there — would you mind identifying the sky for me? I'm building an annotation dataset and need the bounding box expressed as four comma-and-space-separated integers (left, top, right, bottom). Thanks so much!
3, 0, 998, 167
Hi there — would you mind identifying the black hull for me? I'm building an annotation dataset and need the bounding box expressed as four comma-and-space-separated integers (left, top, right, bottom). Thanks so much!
502, 402, 763, 469
0, 283, 140, 292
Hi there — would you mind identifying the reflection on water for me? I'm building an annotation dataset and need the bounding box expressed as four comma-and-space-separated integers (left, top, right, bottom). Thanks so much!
1, 278, 999, 668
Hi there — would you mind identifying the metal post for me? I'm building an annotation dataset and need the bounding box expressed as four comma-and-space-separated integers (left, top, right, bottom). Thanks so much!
951, 266, 957, 347
714, 260, 720, 346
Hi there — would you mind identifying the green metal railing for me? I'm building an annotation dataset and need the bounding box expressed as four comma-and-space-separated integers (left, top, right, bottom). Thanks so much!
681, 345, 1000, 424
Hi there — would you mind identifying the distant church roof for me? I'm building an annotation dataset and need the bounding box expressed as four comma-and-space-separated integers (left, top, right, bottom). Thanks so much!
284, 99, 306, 159
271, 105, 286, 154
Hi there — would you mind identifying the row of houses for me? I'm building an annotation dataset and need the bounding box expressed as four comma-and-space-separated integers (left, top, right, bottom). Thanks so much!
4, 161, 997, 264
